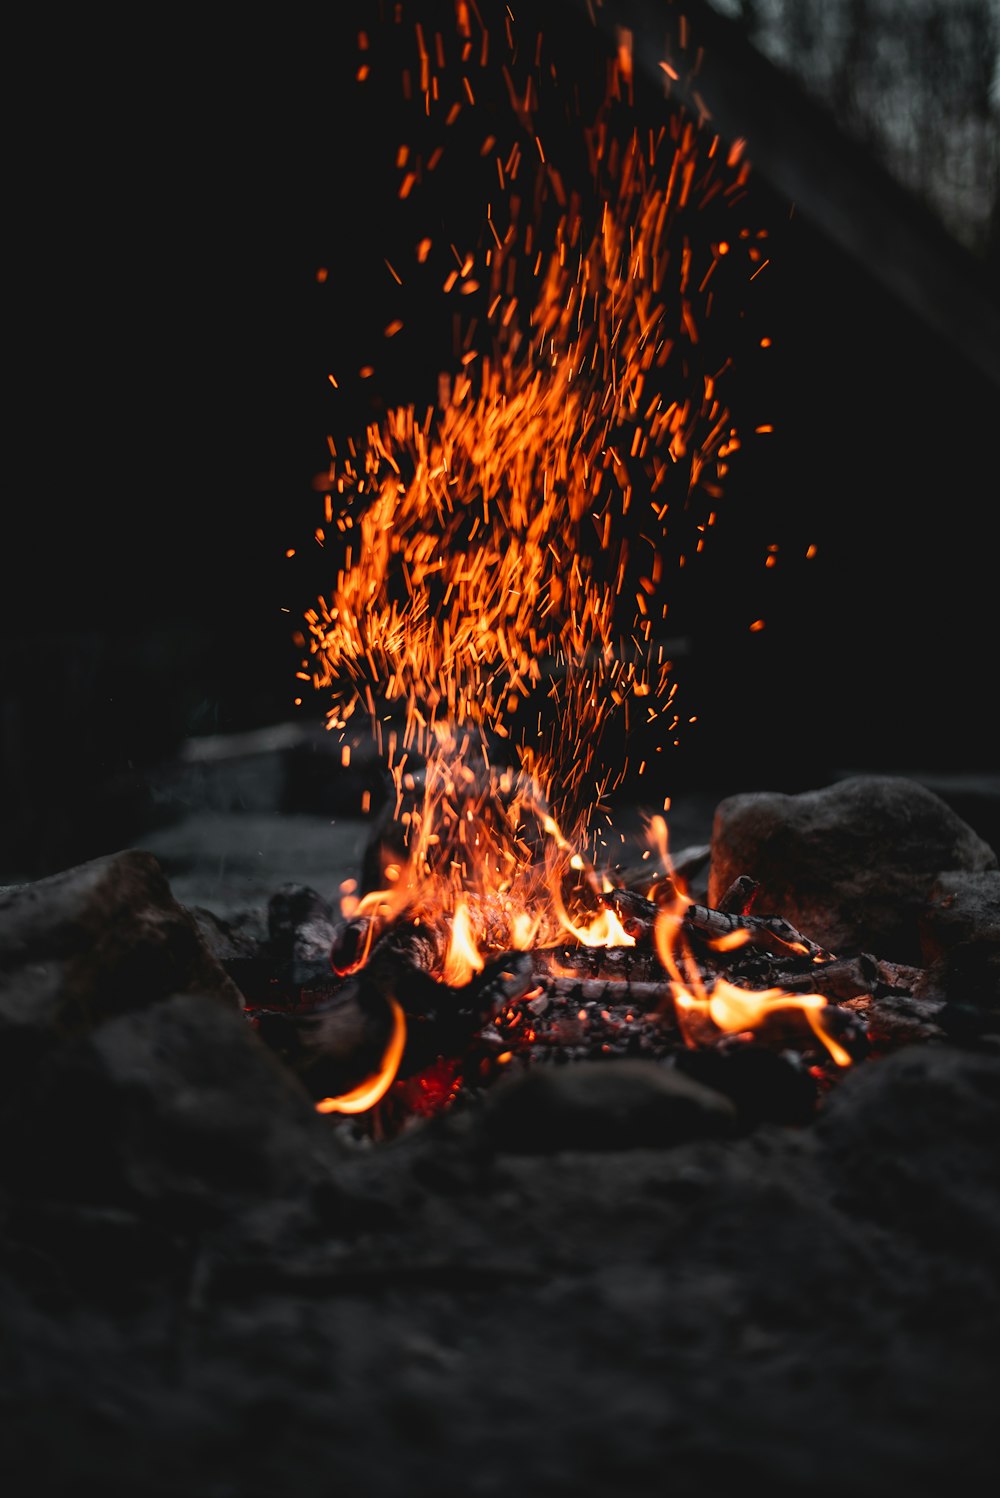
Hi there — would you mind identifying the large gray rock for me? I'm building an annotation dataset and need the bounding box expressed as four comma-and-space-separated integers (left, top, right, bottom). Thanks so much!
815, 1044, 1000, 1256
917, 869, 1000, 1010
0, 849, 244, 1088
3, 992, 331, 1212
708, 775, 997, 965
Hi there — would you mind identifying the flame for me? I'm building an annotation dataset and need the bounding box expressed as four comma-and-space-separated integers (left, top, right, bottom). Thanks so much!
562, 903, 636, 949
315, 996, 408, 1114
295, 6, 788, 1099
654, 905, 852, 1068
302, 4, 767, 869
442, 898, 486, 985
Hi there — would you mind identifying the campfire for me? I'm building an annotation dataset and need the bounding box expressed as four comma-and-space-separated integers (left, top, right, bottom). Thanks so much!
3, 6, 999, 1495
222, 1, 971, 1138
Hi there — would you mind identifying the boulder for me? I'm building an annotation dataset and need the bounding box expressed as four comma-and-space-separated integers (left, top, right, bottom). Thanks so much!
0, 848, 244, 1088
708, 775, 997, 964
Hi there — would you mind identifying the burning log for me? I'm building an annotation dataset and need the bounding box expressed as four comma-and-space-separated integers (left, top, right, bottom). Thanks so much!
385, 947, 536, 1076
254, 926, 536, 1109
755, 952, 881, 1002
600, 887, 660, 942
535, 943, 664, 982
329, 915, 377, 976
675, 980, 870, 1063
252, 982, 399, 1105
684, 902, 835, 963
601, 880, 831, 965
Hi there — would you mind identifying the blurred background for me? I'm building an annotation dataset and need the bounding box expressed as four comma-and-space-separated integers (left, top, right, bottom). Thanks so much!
4, 0, 998, 883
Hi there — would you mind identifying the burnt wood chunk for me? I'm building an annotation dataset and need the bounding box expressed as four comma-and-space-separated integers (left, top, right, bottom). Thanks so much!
267, 883, 339, 963
716, 874, 760, 915
684, 903, 834, 962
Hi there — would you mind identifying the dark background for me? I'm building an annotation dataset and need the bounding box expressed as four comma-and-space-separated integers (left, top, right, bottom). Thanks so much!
4, 0, 998, 882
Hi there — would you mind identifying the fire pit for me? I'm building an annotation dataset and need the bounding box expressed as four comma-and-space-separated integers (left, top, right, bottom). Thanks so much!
2, 3, 998, 1496
1, 761, 998, 1498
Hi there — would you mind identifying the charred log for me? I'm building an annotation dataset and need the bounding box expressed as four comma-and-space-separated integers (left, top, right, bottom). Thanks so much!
254, 932, 536, 1101
775, 953, 882, 1001
600, 887, 659, 941
536, 975, 674, 1013
267, 883, 339, 963
716, 874, 760, 916
684, 903, 835, 963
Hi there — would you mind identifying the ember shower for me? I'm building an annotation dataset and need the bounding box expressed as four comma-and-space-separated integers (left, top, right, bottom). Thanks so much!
297, 1, 773, 957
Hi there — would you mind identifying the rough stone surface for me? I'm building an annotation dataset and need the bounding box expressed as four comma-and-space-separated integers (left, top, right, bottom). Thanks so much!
2, 793, 1000, 1498
482, 1057, 738, 1152
0, 850, 244, 1090
0, 993, 336, 1211
708, 774, 997, 964
917, 869, 1000, 1011
0, 1040, 997, 1498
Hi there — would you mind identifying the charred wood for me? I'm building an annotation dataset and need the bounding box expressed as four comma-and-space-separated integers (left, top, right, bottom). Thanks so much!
765, 953, 882, 1002
254, 937, 536, 1099
684, 904, 835, 963
532, 943, 666, 982
716, 875, 760, 916
601, 887, 659, 941
267, 884, 339, 963
536, 975, 673, 1013
330, 915, 379, 976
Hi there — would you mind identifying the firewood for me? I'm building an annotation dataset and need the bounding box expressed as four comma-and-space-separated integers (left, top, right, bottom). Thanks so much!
535, 976, 674, 1012
716, 875, 760, 916
330, 915, 377, 975
684, 904, 835, 963
771, 953, 881, 1001
600, 887, 658, 940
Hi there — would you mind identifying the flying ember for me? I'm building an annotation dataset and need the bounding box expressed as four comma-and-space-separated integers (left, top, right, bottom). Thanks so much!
291, 1, 839, 1075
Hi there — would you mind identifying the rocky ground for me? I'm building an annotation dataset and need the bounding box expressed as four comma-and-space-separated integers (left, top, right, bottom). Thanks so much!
1, 727, 998, 1498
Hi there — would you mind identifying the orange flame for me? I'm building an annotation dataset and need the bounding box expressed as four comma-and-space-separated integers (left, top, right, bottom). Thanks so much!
442, 898, 486, 985
654, 906, 852, 1067
304, 6, 769, 852
315, 997, 408, 1114
561, 902, 636, 949
296, 5, 783, 1101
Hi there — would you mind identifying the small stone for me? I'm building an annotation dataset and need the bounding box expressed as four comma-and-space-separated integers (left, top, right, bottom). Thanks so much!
917, 870, 1000, 1011
482, 1057, 737, 1153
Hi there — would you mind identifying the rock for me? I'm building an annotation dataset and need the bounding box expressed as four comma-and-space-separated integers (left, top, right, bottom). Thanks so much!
708, 775, 997, 964
814, 1044, 1000, 1258
2, 992, 332, 1212
188, 905, 263, 963
267, 883, 339, 962
917, 869, 1000, 1010
0, 850, 244, 1090
481, 1057, 737, 1152
672, 1043, 819, 1127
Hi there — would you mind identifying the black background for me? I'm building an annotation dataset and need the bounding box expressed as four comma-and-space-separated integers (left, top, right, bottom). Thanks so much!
5, 2, 997, 880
